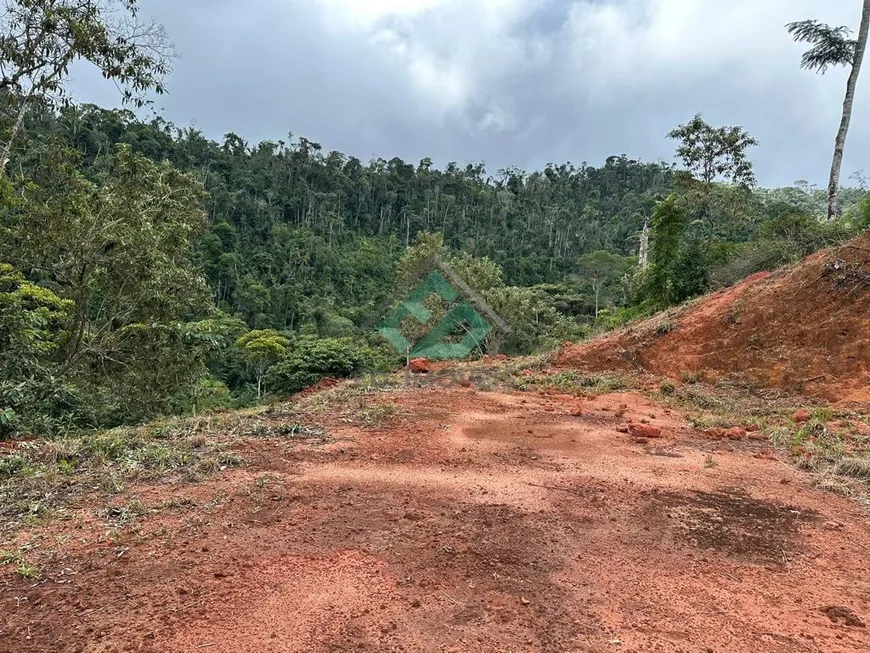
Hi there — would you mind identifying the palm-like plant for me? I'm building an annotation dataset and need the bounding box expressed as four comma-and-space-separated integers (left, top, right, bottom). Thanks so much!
787, 1, 870, 220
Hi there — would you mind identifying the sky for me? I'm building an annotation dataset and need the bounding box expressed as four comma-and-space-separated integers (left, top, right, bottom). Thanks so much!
69, 0, 870, 188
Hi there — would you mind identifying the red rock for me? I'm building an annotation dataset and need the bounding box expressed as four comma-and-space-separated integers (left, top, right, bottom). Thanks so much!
744, 423, 760, 432
409, 358, 431, 374
628, 423, 662, 439
794, 409, 811, 424
570, 404, 583, 417
704, 428, 727, 440
616, 426, 629, 434
727, 427, 747, 441
520, 369, 534, 377
495, 354, 508, 361
482, 354, 491, 363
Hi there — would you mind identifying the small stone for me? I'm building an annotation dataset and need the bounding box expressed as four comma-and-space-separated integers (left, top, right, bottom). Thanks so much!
628, 423, 663, 439
727, 426, 747, 441
411, 599, 421, 608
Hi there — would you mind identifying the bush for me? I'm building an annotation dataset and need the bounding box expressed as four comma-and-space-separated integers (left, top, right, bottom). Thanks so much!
264, 337, 376, 396
482, 286, 581, 355
710, 213, 858, 288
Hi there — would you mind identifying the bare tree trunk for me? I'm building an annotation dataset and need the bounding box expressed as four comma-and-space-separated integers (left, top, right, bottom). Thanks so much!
0, 93, 31, 176
638, 216, 651, 271
828, 0, 870, 220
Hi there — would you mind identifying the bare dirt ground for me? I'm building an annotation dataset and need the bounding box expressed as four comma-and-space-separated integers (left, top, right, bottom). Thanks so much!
1, 382, 869, 653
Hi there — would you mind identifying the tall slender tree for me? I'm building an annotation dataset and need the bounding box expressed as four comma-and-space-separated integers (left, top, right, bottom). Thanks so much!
787, 1, 870, 220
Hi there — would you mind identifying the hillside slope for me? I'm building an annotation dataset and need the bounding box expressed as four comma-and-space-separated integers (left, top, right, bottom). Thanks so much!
558, 233, 870, 403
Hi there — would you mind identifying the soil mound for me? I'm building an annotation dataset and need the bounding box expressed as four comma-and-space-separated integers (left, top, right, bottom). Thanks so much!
557, 233, 870, 403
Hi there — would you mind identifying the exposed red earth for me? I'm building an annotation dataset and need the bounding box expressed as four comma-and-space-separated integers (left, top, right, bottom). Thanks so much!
558, 233, 870, 405
2, 384, 868, 653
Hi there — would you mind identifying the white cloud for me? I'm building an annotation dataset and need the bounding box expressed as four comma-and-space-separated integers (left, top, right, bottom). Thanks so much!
73, 0, 870, 186
315, 0, 551, 123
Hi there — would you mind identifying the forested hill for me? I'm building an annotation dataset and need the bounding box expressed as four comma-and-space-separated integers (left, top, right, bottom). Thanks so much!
4, 100, 868, 434
16, 104, 676, 324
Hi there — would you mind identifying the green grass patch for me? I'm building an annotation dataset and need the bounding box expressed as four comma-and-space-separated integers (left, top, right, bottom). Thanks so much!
512, 370, 632, 395
0, 416, 247, 537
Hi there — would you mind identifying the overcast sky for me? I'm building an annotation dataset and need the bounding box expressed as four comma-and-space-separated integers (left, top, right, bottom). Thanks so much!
70, 0, 870, 188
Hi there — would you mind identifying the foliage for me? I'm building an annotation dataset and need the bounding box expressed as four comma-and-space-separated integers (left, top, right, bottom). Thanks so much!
574, 250, 634, 317
786, 20, 857, 73
234, 329, 290, 399
787, 4, 870, 220
0, 0, 172, 171
0, 263, 72, 436
264, 337, 376, 397
0, 145, 225, 428
635, 195, 689, 309
483, 286, 581, 355
709, 212, 860, 288
0, 97, 867, 434
668, 115, 758, 189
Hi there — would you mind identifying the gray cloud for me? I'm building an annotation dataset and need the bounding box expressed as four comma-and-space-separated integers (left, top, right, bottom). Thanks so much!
69, 0, 870, 187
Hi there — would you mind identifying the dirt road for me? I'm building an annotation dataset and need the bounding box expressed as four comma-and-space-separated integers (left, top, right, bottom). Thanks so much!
2, 384, 869, 652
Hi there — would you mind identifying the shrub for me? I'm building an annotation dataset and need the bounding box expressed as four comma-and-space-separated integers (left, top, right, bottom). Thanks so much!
265, 337, 376, 396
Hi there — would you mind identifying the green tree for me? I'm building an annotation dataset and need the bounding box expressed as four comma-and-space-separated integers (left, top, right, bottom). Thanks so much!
574, 250, 634, 318
234, 329, 290, 399
668, 115, 758, 236
787, 2, 870, 220
637, 195, 690, 309
0, 0, 172, 173
0, 262, 71, 435
1, 144, 216, 423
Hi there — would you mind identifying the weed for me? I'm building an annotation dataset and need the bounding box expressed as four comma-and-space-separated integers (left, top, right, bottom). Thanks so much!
655, 320, 676, 336
14, 563, 39, 580
0, 549, 22, 565
356, 402, 398, 425
513, 371, 631, 395
815, 475, 853, 497
660, 382, 676, 396
0, 414, 249, 537
704, 455, 718, 469
726, 305, 742, 325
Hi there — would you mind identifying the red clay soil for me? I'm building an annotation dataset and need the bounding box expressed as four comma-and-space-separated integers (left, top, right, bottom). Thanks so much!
558, 233, 870, 404
1, 386, 869, 652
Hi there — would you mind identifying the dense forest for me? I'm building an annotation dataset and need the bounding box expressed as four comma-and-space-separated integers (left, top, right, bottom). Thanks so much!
1, 0, 869, 438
